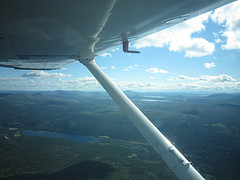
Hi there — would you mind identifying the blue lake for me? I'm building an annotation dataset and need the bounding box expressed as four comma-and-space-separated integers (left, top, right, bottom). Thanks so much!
140, 99, 170, 102
140, 95, 170, 102
23, 130, 100, 143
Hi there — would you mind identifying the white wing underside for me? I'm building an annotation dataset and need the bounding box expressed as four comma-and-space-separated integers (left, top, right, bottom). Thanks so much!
0, 0, 234, 70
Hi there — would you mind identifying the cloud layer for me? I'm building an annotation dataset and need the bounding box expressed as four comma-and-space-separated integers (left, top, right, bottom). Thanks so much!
176, 74, 235, 83
134, 12, 215, 57
22, 71, 71, 79
100, 52, 112, 58
1, 73, 238, 92
146, 68, 168, 74
116, 74, 239, 92
134, 1, 240, 55
211, 1, 240, 50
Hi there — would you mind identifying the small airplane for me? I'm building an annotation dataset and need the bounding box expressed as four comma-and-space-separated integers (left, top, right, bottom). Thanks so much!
0, 0, 235, 179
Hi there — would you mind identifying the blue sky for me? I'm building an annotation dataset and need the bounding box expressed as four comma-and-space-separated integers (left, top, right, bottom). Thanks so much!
0, 1, 240, 92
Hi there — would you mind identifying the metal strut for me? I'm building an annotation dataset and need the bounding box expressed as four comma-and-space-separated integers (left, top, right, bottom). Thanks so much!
121, 33, 140, 53
80, 59, 204, 180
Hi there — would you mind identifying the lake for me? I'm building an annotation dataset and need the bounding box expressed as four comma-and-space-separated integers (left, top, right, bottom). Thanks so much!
23, 130, 100, 143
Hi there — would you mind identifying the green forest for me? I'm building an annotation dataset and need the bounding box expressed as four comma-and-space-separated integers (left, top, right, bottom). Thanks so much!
0, 91, 240, 179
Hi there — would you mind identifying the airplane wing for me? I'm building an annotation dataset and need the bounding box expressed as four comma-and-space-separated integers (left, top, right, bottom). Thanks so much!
1, 1, 236, 179
0, 0, 235, 70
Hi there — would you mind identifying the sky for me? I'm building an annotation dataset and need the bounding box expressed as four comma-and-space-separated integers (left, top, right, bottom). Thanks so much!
0, 1, 240, 93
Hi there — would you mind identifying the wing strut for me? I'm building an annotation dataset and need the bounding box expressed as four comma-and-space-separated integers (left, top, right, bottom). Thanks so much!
79, 59, 204, 180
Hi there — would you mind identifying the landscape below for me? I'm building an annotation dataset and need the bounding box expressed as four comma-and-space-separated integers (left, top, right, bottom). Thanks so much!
0, 91, 239, 179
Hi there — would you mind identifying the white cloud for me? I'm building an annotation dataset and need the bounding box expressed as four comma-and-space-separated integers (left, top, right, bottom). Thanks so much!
1, 74, 239, 92
22, 71, 71, 79
212, 32, 223, 43
111, 48, 120, 52
122, 65, 137, 71
68, 77, 99, 86
176, 75, 196, 81
198, 74, 235, 83
157, 69, 168, 73
133, 1, 239, 53
211, 1, 240, 50
0, 77, 24, 81
50, 77, 101, 90
128, 66, 134, 69
100, 52, 112, 58
110, 66, 116, 69
134, 12, 214, 57
101, 66, 116, 70
9, 77, 102, 91
146, 68, 168, 74
204, 62, 216, 69
61, 67, 68, 70
146, 68, 159, 73
117, 81, 146, 89
167, 77, 175, 81
176, 74, 235, 83
115, 74, 239, 92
